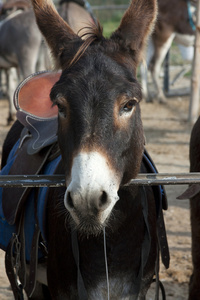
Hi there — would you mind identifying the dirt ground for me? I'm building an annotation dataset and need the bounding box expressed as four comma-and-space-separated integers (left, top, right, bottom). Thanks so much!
0, 78, 196, 299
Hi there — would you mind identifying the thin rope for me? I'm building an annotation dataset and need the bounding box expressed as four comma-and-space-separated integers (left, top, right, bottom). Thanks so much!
187, 0, 196, 31
103, 227, 110, 300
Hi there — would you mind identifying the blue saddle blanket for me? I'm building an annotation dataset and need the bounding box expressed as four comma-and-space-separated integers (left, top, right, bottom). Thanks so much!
0, 140, 61, 261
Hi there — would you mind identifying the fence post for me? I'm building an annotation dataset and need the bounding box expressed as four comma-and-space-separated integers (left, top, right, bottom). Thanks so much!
188, 0, 200, 124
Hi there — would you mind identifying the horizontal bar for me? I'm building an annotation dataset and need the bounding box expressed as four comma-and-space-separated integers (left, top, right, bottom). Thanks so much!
0, 173, 200, 187
126, 173, 200, 186
0, 175, 65, 187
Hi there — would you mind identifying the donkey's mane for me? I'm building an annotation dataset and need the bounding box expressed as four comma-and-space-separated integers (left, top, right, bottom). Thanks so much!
69, 21, 104, 67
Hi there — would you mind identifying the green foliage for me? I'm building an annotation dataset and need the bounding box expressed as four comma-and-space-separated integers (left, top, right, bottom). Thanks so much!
100, 13, 124, 37
101, 20, 119, 37
91, 0, 129, 37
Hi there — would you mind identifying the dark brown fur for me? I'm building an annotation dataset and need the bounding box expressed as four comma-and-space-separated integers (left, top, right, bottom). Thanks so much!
189, 116, 200, 300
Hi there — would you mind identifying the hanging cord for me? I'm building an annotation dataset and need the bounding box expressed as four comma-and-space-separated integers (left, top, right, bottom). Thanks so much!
187, 0, 196, 31
103, 227, 110, 300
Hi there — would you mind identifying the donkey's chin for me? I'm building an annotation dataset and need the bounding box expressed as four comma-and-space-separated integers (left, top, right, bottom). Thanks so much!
78, 219, 104, 237
69, 213, 109, 237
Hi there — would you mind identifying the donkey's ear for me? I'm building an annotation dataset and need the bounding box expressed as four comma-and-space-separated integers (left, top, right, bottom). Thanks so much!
111, 0, 157, 65
31, 0, 81, 68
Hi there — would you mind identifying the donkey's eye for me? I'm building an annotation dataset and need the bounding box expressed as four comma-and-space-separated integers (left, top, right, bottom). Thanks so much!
57, 103, 67, 119
122, 99, 137, 113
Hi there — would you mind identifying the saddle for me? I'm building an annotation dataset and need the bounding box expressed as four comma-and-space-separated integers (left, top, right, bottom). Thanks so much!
0, 70, 169, 299
59, 0, 96, 23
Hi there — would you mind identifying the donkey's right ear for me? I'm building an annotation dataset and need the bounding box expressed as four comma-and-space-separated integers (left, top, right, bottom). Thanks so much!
111, 0, 157, 66
31, 0, 81, 68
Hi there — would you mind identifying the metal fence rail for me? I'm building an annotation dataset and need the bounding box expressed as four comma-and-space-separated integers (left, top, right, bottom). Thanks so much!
0, 173, 200, 187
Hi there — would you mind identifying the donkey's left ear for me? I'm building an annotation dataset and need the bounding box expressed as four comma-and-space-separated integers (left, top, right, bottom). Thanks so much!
111, 0, 157, 65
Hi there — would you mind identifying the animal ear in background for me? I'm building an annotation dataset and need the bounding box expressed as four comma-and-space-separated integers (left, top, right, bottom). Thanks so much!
31, 0, 82, 69
110, 0, 157, 66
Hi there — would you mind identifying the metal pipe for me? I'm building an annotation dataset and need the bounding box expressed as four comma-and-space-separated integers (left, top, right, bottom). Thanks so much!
126, 173, 200, 186
0, 175, 65, 187
0, 173, 200, 187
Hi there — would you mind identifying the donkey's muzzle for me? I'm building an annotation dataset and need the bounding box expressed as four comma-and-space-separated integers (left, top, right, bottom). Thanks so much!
65, 189, 110, 213
63, 151, 120, 226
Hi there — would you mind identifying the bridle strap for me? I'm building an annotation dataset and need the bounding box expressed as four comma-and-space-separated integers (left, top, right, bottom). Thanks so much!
5, 213, 25, 300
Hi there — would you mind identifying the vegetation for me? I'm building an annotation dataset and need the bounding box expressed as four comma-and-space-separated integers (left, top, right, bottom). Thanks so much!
90, 0, 129, 37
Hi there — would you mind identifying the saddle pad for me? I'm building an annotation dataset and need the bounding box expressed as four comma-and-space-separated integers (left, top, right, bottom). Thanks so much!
0, 139, 61, 261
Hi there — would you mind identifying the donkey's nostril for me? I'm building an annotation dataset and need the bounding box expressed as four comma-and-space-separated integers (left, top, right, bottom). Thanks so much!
100, 191, 108, 207
67, 192, 74, 209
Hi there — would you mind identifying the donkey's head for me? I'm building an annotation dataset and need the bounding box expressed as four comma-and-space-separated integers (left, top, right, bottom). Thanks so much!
31, 0, 157, 235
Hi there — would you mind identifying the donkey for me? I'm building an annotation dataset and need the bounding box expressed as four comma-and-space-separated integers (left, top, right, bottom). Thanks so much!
176, 115, 200, 299
141, 0, 196, 103
185, 116, 200, 300
1, 0, 169, 299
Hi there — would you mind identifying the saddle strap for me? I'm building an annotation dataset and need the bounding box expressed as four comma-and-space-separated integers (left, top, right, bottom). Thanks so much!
27, 223, 41, 297
5, 211, 27, 300
157, 210, 170, 269
5, 232, 25, 300
5, 212, 27, 290
18, 213, 27, 289
2, 139, 55, 225
5, 202, 41, 299
133, 186, 151, 296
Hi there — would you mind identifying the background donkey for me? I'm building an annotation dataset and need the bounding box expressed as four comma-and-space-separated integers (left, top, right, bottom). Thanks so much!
141, 0, 196, 103
1, 0, 169, 299
186, 116, 200, 300
176, 113, 200, 299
